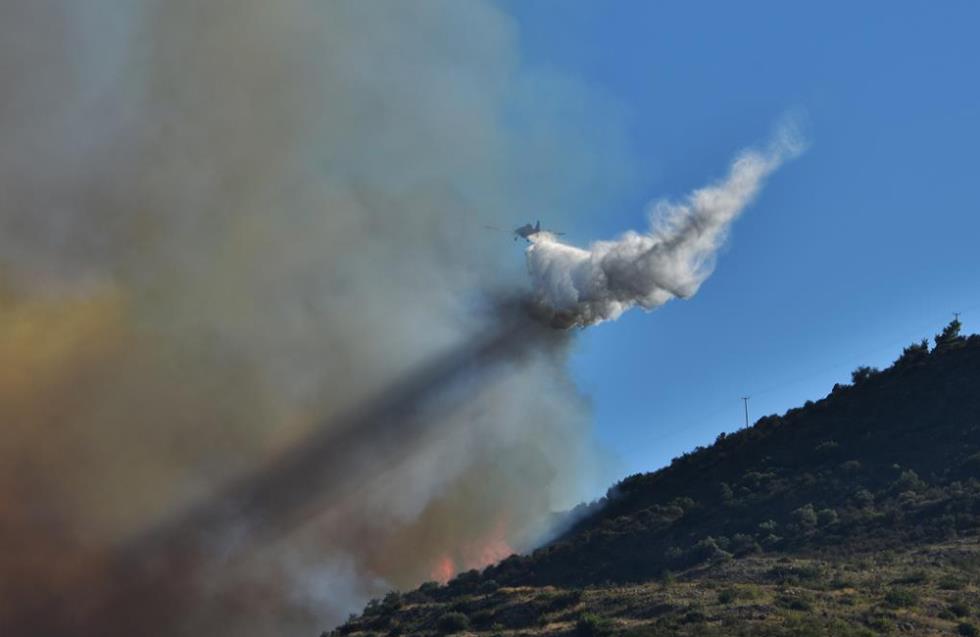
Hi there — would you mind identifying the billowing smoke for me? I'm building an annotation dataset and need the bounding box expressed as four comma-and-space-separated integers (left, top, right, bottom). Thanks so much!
528, 127, 803, 326
0, 2, 624, 635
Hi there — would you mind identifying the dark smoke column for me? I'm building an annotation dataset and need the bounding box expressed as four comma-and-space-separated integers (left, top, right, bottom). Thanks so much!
59, 300, 568, 637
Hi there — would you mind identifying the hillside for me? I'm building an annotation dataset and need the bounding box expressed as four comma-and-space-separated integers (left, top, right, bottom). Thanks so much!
332, 321, 980, 637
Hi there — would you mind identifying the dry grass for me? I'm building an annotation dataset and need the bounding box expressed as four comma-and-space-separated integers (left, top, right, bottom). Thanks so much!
337, 540, 980, 637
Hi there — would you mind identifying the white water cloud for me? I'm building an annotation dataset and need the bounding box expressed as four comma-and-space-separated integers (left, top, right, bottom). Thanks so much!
527, 125, 804, 326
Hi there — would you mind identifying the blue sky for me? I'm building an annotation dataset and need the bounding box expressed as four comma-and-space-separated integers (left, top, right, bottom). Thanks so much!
504, 2, 980, 488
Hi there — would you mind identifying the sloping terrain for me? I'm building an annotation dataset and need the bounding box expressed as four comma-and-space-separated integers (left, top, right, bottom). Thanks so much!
332, 322, 980, 636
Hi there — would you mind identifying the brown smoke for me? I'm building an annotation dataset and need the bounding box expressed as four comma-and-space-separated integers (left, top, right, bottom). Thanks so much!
0, 1, 626, 634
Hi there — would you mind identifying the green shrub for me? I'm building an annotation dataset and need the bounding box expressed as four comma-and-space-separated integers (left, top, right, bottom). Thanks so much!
792, 504, 818, 528
867, 616, 895, 634
767, 563, 822, 584
831, 575, 856, 589
545, 589, 583, 611
730, 533, 761, 556
670, 496, 697, 512
449, 596, 476, 613
470, 609, 495, 627
935, 319, 964, 351
739, 585, 763, 600
758, 519, 778, 532
893, 469, 925, 492
940, 576, 967, 590
717, 588, 736, 604
418, 581, 441, 598
894, 570, 928, 585
950, 601, 970, 618
894, 339, 929, 367
381, 591, 402, 613
683, 609, 706, 624
777, 595, 813, 611
851, 366, 879, 384
718, 482, 734, 502
437, 612, 470, 634
448, 569, 481, 591
883, 588, 917, 608
576, 613, 612, 637
760, 533, 783, 548
852, 488, 874, 507
959, 623, 979, 637
688, 537, 732, 564
817, 508, 839, 526
815, 440, 839, 454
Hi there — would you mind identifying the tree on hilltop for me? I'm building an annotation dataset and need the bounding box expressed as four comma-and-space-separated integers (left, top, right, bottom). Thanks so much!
934, 318, 964, 352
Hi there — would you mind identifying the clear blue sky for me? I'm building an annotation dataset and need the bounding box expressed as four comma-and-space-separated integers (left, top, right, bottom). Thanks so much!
504, 1, 980, 489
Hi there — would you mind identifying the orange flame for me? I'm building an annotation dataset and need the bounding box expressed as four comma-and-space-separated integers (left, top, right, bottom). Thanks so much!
428, 517, 514, 584
466, 536, 512, 571
430, 555, 455, 584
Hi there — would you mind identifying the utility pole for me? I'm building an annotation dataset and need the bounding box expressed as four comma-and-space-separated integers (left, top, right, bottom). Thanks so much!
741, 396, 750, 429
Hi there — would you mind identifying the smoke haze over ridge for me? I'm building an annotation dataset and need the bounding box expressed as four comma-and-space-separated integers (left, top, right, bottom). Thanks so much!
0, 2, 625, 634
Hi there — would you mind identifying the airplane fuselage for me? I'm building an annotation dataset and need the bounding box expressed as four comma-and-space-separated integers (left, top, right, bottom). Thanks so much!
514, 221, 542, 241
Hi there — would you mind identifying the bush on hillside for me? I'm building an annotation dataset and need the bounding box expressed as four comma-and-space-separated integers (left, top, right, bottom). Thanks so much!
792, 504, 818, 528
437, 612, 470, 634
958, 623, 979, 637
936, 319, 964, 351
851, 366, 879, 384
895, 339, 930, 367
576, 613, 612, 637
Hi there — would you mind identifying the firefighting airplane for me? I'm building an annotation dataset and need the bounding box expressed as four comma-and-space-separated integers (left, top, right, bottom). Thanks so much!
484, 220, 565, 242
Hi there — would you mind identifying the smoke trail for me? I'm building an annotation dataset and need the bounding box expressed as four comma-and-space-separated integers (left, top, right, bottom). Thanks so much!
0, 2, 623, 634
527, 126, 803, 326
